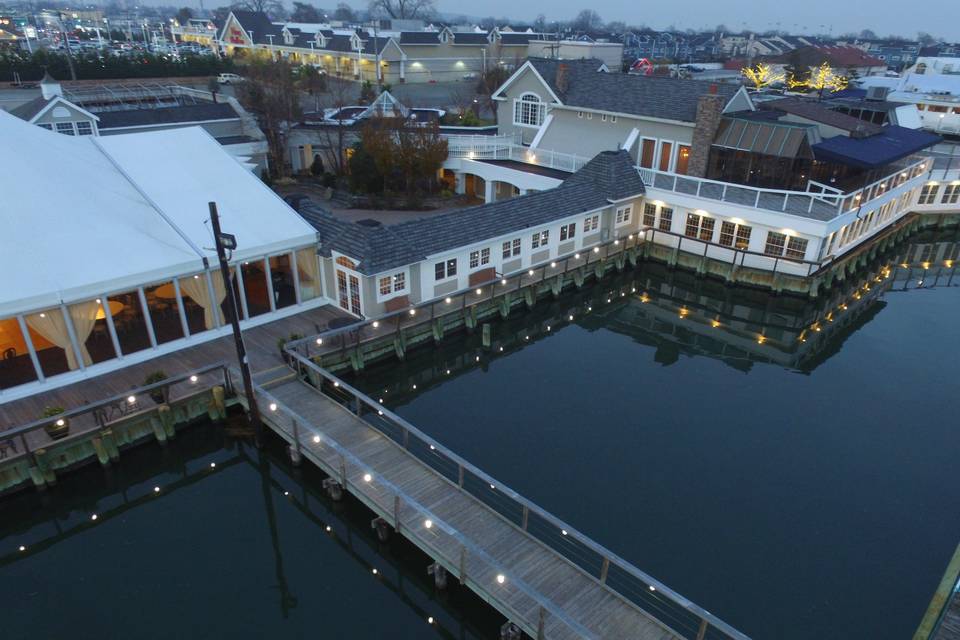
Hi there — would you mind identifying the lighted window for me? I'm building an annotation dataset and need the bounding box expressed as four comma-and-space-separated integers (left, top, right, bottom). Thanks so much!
559, 223, 576, 241
615, 205, 632, 225
764, 232, 787, 257
0, 316, 39, 389
469, 248, 490, 269
919, 183, 939, 205
514, 93, 545, 127
719, 221, 752, 250
675, 145, 691, 175
684, 213, 715, 241
144, 283, 185, 345
785, 237, 809, 260
268, 254, 296, 309
435, 259, 457, 281
658, 207, 673, 232
502, 238, 521, 259
583, 215, 600, 233
531, 230, 549, 249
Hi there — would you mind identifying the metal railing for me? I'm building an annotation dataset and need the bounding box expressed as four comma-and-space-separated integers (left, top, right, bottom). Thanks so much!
0, 363, 233, 464
638, 157, 930, 220
444, 134, 589, 173
252, 377, 598, 640
278, 234, 751, 639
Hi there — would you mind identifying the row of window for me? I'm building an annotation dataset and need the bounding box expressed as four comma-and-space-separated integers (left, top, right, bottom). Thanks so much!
919, 182, 960, 206
0, 248, 322, 392
378, 272, 406, 296
433, 211, 617, 282
38, 121, 94, 136
916, 104, 960, 114
639, 138, 692, 175
824, 195, 906, 257
577, 111, 618, 123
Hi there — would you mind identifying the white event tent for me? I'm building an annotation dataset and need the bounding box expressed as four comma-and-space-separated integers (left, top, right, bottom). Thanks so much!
0, 111, 325, 400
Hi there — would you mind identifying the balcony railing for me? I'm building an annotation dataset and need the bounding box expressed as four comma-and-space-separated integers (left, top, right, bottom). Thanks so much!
444, 133, 589, 173
639, 157, 930, 220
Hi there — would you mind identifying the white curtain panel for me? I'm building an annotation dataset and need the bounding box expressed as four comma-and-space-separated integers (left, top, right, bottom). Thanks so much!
67, 300, 100, 367
179, 273, 227, 330
26, 309, 80, 370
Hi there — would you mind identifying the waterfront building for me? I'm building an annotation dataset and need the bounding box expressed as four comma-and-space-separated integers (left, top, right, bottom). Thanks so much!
214, 11, 544, 83
440, 58, 948, 282
0, 112, 323, 401
859, 58, 960, 136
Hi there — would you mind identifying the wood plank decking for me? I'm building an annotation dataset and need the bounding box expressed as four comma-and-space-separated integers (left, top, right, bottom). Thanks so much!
257, 376, 682, 640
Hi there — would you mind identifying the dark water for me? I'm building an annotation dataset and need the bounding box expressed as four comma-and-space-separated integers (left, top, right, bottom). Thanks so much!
350, 232, 960, 640
0, 423, 502, 640
2, 231, 958, 640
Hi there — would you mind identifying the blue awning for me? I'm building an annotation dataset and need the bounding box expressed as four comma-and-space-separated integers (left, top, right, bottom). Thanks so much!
812, 126, 941, 169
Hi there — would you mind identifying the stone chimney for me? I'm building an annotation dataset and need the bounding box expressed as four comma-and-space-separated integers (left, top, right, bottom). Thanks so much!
555, 63, 570, 94
40, 71, 63, 100
687, 87, 725, 178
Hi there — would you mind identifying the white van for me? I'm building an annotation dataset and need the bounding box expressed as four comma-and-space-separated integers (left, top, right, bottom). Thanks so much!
217, 73, 243, 85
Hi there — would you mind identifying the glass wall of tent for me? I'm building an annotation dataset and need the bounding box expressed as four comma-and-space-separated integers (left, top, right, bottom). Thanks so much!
0, 247, 324, 394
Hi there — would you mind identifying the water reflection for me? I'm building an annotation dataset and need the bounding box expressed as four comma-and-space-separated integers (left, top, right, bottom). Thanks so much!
354, 228, 959, 400
0, 423, 501, 639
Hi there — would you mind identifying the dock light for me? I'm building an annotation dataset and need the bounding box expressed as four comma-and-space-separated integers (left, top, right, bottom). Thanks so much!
269, 402, 277, 411
628, 234, 634, 240
593, 247, 600, 253
475, 356, 480, 362
154, 486, 160, 493
316, 338, 323, 345
568, 315, 574, 321
372, 321, 379, 328
313, 435, 321, 443
476, 288, 482, 295
446, 369, 451, 374
284, 491, 289, 496
501, 278, 507, 285
326, 525, 332, 532
499, 347, 504, 352
445, 297, 452, 304
631, 287, 636, 293
127, 395, 136, 404
528, 269, 535, 276
546, 325, 551, 331
490, 484, 496, 489
649, 585, 656, 592
18, 545, 26, 552
587, 306, 592, 311
427, 617, 434, 624
550, 261, 556, 268
561, 529, 568, 536
525, 335, 529, 340
412, 384, 417, 390
189, 375, 198, 383
614, 240, 619, 245
409, 309, 416, 316
372, 568, 378, 575
333, 381, 340, 387
91, 514, 98, 521
607, 298, 612, 303
210, 462, 216, 469
574, 253, 581, 259
496, 574, 506, 584
55, 418, 65, 427
378, 410, 383, 415
363, 473, 372, 483
424, 519, 433, 529
379, 398, 384, 403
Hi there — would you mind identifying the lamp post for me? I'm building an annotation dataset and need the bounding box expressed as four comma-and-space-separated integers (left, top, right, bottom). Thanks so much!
208, 201, 263, 444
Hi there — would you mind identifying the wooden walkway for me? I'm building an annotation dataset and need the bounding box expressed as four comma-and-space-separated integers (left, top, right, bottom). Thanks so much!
257, 374, 683, 640
935, 593, 960, 640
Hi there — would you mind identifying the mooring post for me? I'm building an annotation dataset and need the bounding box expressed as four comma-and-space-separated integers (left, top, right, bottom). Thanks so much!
459, 545, 467, 585
371, 517, 391, 542
428, 562, 448, 589
481, 323, 491, 350
696, 618, 709, 640
537, 607, 546, 640
289, 418, 302, 466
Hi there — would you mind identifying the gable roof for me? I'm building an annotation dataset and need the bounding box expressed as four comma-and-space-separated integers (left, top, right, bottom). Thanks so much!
520, 58, 740, 123
8, 94, 100, 124
96, 102, 239, 129
301, 150, 644, 275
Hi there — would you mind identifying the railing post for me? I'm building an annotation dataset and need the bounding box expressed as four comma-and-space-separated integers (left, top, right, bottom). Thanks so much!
600, 557, 610, 584
292, 418, 301, 455
522, 505, 529, 531
394, 494, 401, 531
537, 606, 546, 640
458, 463, 464, 488
459, 545, 467, 585
696, 618, 709, 640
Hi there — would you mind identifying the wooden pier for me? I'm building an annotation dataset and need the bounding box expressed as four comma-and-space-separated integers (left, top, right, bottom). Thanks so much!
249, 346, 749, 640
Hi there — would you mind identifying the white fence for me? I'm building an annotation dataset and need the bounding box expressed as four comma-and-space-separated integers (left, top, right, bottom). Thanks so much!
444, 134, 589, 173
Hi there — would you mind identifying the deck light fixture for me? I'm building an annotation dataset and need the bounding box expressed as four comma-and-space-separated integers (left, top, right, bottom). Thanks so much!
490, 484, 496, 489
269, 402, 277, 411
496, 574, 505, 584
333, 381, 340, 387
424, 519, 433, 529
316, 338, 323, 345
210, 462, 216, 468
476, 288, 482, 295
550, 262, 556, 268
501, 279, 507, 285
189, 375, 198, 383
561, 529, 568, 536
409, 309, 416, 316
574, 253, 580, 259
363, 473, 372, 482
593, 247, 600, 253
649, 585, 656, 592
91, 514, 98, 521
372, 321, 379, 328
528, 269, 534, 276
326, 525, 332, 532
127, 395, 136, 404
427, 617, 434, 624
154, 486, 160, 493
313, 435, 321, 443
445, 297, 452, 303
18, 545, 26, 552
372, 568, 378, 575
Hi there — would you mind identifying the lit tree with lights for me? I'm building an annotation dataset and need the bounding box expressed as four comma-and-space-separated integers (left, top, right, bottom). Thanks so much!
741, 63, 785, 90
788, 62, 849, 100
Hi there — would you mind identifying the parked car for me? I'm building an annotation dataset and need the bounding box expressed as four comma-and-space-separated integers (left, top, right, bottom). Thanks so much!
462, 72, 478, 80
217, 73, 243, 85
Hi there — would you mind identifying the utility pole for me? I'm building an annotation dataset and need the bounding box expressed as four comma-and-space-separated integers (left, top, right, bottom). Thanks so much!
208, 201, 263, 444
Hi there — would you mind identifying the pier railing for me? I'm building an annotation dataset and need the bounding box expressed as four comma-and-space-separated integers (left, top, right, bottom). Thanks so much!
251, 375, 598, 639
0, 363, 233, 464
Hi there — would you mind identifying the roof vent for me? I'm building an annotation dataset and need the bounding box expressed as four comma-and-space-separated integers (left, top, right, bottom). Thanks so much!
355, 218, 383, 227
865, 85, 890, 102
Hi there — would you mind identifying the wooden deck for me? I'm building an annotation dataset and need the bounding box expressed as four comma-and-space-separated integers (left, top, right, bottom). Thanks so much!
0, 304, 347, 442
258, 376, 681, 640
934, 591, 960, 640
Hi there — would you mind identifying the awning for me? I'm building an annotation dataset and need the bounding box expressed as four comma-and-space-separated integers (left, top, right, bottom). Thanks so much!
713, 118, 815, 159
812, 126, 942, 169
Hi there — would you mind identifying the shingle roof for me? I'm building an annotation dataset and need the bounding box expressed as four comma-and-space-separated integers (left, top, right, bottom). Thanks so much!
8, 96, 51, 121
760, 97, 884, 136
399, 32, 440, 44
526, 58, 739, 122
97, 102, 239, 129
302, 150, 644, 274
228, 10, 282, 44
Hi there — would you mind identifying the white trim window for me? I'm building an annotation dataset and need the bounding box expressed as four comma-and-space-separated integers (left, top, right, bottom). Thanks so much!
942, 184, 960, 204
918, 182, 939, 205
559, 222, 576, 241
55, 122, 76, 136
684, 212, 715, 241
513, 93, 545, 127
469, 247, 491, 269
502, 238, 521, 259
764, 232, 809, 261
658, 207, 674, 232
718, 221, 752, 250
583, 214, 600, 233
615, 205, 632, 226
642, 203, 657, 227
377, 271, 407, 299
434, 258, 458, 281
76, 121, 94, 136
531, 230, 549, 249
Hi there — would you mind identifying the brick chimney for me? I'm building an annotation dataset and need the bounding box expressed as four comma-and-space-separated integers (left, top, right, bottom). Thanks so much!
555, 63, 570, 94
687, 90, 725, 178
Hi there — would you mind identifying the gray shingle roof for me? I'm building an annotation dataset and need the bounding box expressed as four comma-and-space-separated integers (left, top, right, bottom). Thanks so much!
399, 32, 440, 45
97, 102, 239, 129
302, 150, 645, 275
526, 57, 739, 122
8, 96, 51, 122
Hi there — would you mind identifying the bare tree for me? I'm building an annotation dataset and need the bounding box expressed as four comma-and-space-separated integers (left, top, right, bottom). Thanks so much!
231, 0, 286, 19
316, 75, 357, 176
290, 2, 324, 22
367, 0, 435, 20
571, 9, 602, 33
236, 60, 302, 177
333, 2, 356, 21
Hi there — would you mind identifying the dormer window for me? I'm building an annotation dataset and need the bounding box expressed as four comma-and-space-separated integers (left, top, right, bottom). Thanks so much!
315, 32, 327, 48
439, 27, 453, 44
282, 29, 294, 45
513, 92, 545, 127
350, 33, 362, 50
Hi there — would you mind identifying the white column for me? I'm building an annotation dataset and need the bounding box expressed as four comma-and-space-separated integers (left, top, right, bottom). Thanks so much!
484, 179, 495, 203
400, 56, 406, 82
455, 172, 466, 195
